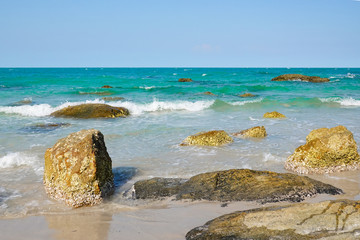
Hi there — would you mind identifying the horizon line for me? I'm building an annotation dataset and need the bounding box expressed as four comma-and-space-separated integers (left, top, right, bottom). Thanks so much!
0, 66, 359, 69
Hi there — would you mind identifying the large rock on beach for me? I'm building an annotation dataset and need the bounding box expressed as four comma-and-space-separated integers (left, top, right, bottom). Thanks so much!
134, 169, 342, 203
285, 125, 360, 174
180, 130, 234, 146
232, 126, 267, 138
263, 111, 286, 118
178, 78, 193, 82
186, 199, 360, 240
271, 74, 329, 83
51, 103, 129, 119
44, 129, 114, 207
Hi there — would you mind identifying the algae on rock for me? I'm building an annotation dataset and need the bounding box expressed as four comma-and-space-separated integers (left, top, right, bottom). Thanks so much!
51, 103, 129, 119
180, 130, 233, 146
285, 125, 360, 174
44, 129, 114, 207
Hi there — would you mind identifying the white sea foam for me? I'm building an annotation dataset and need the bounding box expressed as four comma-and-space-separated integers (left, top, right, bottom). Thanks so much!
263, 153, 283, 163
0, 98, 264, 117
230, 98, 263, 106
111, 100, 215, 115
202, 73, 207, 76
320, 97, 360, 107
139, 86, 156, 90
0, 99, 105, 117
0, 152, 39, 169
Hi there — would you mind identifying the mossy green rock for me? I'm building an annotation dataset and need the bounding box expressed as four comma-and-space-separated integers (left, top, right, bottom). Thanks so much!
285, 125, 360, 174
271, 74, 329, 83
44, 129, 114, 207
134, 169, 342, 203
232, 126, 267, 138
263, 111, 286, 118
181, 130, 233, 146
186, 200, 360, 240
51, 103, 129, 119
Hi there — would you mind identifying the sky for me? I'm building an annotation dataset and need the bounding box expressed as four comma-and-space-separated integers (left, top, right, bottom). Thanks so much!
0, 0, 359, 67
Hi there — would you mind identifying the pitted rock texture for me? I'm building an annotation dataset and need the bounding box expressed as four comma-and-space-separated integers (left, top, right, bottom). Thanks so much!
271, 74, 329, 83
50, 103, 129, 118
232, 126, 267, 138
263, 111, 286, 118
186, 200, 360, 240
285, 125, 360, 174
180, 130, 234, 146
44, 129, 114, 207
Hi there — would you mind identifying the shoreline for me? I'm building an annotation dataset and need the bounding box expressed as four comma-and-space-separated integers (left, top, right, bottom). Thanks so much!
1, 169, 359, 239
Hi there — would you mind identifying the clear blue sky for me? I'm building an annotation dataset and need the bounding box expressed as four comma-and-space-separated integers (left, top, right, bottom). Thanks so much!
0, 0, 359, 67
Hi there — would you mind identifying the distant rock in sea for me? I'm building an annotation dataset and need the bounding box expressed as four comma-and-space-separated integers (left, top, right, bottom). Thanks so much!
263, 111, 286, 118
203, 91, 215, 96
271, 74, 329, 83
51, 103, 130, 119
232, 126, 267, 138
178, 78, 193, 82
186, 200, 360, 240
180, 130, 233, 146
101, 85, 113, 88
285, 125, 360, 174
134, 169, 342, 203
101, 97, 124, 101
238, 93, 256, 98
44, 129, 114, 207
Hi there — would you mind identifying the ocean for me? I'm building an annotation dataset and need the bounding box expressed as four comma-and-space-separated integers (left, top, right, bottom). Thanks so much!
0, 67, 360, 218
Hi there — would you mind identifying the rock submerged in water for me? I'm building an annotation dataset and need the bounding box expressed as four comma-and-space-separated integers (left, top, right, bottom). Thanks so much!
232, 126, 267, 138
134, 169, 342, 203
285, 125, 360, 174
178, 78, 193, 82
44, 129, 114, 207
101, 85, 113, 88
180, 130, 233, 146
186, 199, 360, 240
101, 97, 124, 101
263, 111, 286, 118
239, 93, 256, 98
50, 103, 129, 119
203, 91, 215, 96
271, 74, 329, 83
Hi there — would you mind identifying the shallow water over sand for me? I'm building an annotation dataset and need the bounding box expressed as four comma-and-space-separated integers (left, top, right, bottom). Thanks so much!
0, 68, 359, 221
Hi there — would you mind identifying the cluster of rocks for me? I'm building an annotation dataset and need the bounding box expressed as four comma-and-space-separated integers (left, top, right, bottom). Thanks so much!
42, 73, 360, 238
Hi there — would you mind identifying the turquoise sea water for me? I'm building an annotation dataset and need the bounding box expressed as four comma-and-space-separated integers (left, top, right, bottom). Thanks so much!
0, 68, 360, 217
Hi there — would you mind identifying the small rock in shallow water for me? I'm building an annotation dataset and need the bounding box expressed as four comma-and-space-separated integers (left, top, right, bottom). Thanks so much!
263, 111, 286, 118
232, 126, 267, 138
186, 200, 360, 240
180, 130, 233, 146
